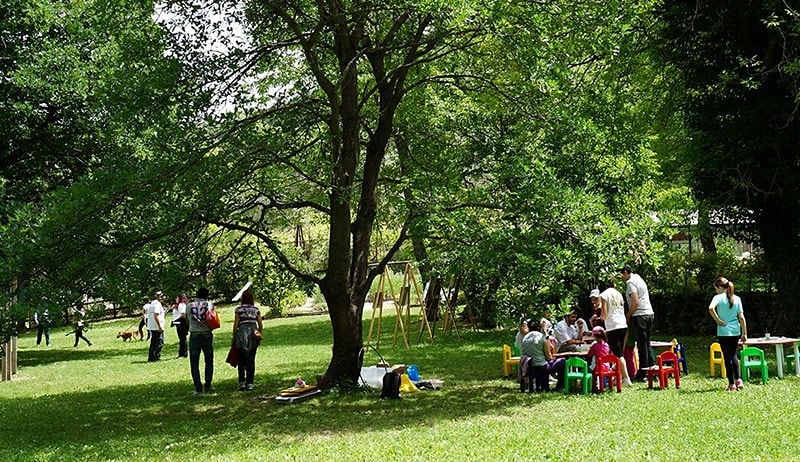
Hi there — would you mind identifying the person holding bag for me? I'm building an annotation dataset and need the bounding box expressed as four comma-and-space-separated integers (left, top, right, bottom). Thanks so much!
232, 289, 263, 391
188, 287, 216, 395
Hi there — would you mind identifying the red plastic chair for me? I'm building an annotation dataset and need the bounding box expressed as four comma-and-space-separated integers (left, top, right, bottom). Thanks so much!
647, 351, 681, 389
593, 354, 622, 392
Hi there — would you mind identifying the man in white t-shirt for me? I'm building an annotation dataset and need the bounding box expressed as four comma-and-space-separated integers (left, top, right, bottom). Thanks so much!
621, 264, 655, 381
147, 291, 166, 362
553, 309, 588, 353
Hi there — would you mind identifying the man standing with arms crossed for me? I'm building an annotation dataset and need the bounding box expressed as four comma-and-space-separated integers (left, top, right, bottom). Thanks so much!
621, 264, 655, 381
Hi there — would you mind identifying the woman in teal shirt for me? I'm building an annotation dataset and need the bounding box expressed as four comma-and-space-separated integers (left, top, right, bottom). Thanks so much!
708, 276, 748, 391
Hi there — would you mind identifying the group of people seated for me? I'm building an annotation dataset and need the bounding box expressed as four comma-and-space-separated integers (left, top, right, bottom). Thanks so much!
515, 298, 634, 393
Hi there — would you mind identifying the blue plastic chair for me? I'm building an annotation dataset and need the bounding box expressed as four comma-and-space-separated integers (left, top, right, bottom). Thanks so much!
564, 357, 591, 395
672, 340, 688, 375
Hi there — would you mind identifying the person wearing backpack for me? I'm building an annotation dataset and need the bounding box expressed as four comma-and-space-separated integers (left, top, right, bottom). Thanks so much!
188, 287, 215, 394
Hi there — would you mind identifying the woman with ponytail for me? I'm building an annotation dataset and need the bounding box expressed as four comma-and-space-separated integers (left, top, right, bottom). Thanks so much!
708, 277, 748, 391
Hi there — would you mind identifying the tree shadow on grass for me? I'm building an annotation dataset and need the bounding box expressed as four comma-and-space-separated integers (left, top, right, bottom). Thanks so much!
3, 311, 553, 459
0, 368, 556, 461
17, 346, 143, 367
0, 320, 534, 460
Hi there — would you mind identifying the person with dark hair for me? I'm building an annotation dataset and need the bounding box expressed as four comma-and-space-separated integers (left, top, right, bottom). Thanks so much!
620, 264, 655, 381
599, 278, 633, 386
520, 319, 565, 392
232, 290, 263, 391
138, 303, 150, 341
553, 310, 588, 353
708, 276, 748, 391
188, 287, 215, 394
35, 309, 51, 347
147, 291, 166, 362
172, 293, 189, 358
72, 308, 92, 347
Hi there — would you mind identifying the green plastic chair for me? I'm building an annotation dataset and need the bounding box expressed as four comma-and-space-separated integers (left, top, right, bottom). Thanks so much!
740, 346, 768, 383
564, 357, 591, 395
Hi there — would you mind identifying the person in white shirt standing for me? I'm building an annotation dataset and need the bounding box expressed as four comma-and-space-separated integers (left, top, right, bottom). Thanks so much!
620, 264, 655, 381
147, 291, 166, 362
599, 279, 633, 386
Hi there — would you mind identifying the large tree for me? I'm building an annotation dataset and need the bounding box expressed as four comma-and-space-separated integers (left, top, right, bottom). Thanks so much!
3, 0, 679, 387
140, 0, 488, 387
658, 1, 800, 334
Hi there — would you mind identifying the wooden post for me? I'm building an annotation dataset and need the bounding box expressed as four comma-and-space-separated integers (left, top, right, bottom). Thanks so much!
1, 338, 12, 381
441, 277, 461, 340
366, 268, 387, 347
11, 336, 18, 375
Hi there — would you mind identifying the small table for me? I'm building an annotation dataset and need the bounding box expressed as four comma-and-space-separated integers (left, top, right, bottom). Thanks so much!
742, 336, 800, 378
554, 351, 587, 359
650, 340, 674, 350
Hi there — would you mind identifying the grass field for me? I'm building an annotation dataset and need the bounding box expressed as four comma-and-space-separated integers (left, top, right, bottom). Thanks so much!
2, 306, 800, 461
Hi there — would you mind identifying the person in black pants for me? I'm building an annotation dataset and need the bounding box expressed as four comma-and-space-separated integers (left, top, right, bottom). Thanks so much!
35, 309, 51, 346
232, 290, 263, 391
73, 319, 92, 348
172, 293, 190, 358
708, 276, 748, 391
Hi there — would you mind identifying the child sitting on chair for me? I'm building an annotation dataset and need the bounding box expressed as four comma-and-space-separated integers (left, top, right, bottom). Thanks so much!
587, 326, 610, 390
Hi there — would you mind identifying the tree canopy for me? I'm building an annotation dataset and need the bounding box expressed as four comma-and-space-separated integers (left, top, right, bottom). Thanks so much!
6, 0, 789, 383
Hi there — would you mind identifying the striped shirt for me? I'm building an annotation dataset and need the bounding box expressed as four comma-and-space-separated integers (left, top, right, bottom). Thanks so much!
235, 304, 260, 325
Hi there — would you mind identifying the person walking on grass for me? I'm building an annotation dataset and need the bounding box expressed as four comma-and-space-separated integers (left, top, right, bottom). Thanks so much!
232, 289, 263, 391
708, 276, 747, 391
188, 287, 215, 395
72, 308, 92, 347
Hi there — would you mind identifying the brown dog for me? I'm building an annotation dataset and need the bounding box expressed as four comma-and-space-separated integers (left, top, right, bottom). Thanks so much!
117, 331, 137, 342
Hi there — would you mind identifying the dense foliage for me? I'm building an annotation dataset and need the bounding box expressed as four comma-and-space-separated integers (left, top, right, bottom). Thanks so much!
3, 0, 792, 377
657, 0, 800, 334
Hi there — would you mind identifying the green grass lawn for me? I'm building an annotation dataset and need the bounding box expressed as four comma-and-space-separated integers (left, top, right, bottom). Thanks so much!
2, 307, 800, 461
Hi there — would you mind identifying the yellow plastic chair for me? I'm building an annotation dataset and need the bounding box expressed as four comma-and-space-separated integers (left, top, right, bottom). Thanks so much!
740, 346, 768, 383
502, 344, 520, 377
564, 357, 591, 395
709, 342, 726, 377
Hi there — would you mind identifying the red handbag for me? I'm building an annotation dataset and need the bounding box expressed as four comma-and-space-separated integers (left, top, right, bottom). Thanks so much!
225, 345, 238, 367
205, 308, 220, 330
